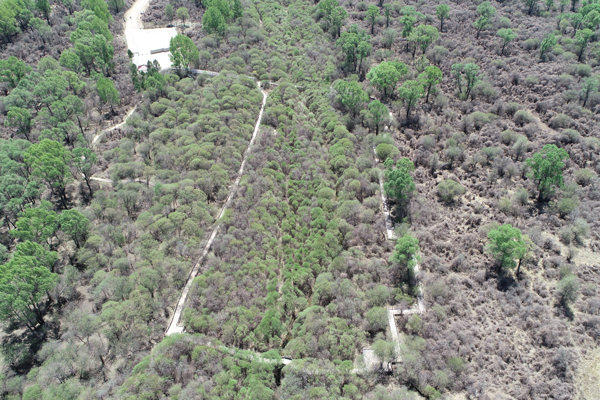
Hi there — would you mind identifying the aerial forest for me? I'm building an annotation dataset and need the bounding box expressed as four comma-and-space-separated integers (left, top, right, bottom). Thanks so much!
1, 0, 600, 398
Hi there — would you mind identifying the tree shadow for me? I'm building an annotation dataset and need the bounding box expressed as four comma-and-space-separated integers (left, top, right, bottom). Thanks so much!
496, 273, 518, 292
399, 115, 421, 129
1, 327, 46, 375
555, 301, 576, 320
389, 204, 411, 228
486, 264, 518, 292
77, 182, 94, 205
564, 305, 575, 320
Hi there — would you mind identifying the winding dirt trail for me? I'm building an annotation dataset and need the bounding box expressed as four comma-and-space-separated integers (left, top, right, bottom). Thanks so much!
91, 105, 138, 147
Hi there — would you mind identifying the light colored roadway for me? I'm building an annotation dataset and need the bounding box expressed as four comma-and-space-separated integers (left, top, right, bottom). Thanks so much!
124, 0, 177, 68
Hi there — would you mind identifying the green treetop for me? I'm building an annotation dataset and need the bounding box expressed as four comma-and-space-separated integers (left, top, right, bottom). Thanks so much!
540, 33, 556, 60
96, 77, 120, 113
169, 34, 200, 72
570, 12, 583, 35
165, 4, 174, 22
525, 144, 569, 202
366, 5, 379, 34
14, 241, 58, 272
524, 0, 539, 15
203, 6, 227, 35
0, 56, 32, 89
580, 76, 598, 107
0, 254, 58, 335
383, 4, 392, 27
176, 7, 189, 25
436, 4, 450, 32
451, 63, 480, 98
411, 24, 439, 56
232, 0, 243, 19
497, 28, 517, 56
329, 5, 347, 38
336, 25, 371, 73
418, 65, 442, 103
24, 140, 71, 209
318, 0, 347, 38
35, 0, 51, 24
83, 0, 112, 23
366, 100, 388, 135
58, 209, 90, 248
333, 79, 368, 117
206, 0, 232, 20
473, 1, 496, 39
107, 0, 124, 13
400, 14, 416, 42
575, 28, 593, 61
398, 79, 424, 118
384, 157, 415, 217
486, 224, 527, 274
5, 107, 33, 141
10, 201, 58, 247
390, 234, 421, 271
367, 61, 408, 99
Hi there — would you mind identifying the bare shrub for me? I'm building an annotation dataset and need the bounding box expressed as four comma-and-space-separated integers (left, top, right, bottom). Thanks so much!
505, 102, 520, 116
548, 113, 573, 129
511, 72, 523, 85
514, 187, 529, 205
501, 129, 518, 144
514, 110, 535, 126
572, 218, 591, 245
560, 129, 580, 144
553, 346, 578, 380
574, 168, 596, 186
437, 179, 465, 204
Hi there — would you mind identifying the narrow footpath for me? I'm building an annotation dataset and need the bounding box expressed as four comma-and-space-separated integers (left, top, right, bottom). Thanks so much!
375, 106, 427, 364
165, 85, 268, 336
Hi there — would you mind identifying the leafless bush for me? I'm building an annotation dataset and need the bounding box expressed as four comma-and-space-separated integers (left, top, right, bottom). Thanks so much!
548, 113, 573, 129
511, 72, 523, 85
523, 122, 539, 138
514, 110, 535, 126
553, 347, 578, 380
425, 255, 448, 273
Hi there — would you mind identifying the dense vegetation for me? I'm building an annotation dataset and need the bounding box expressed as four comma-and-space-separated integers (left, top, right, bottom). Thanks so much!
1, 0, 600, 397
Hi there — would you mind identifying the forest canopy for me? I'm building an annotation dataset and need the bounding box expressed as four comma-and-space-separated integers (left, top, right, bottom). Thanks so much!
0, 0, 600, 398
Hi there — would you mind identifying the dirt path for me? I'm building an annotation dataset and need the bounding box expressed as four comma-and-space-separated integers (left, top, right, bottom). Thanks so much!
89, 0, 177, 148
165, 84, 268, 336
91, 105, 138, 147
373, 147, 396, 240
90, 176, 154, 186
377, 106, 426, 363
527, 109, 555, 135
